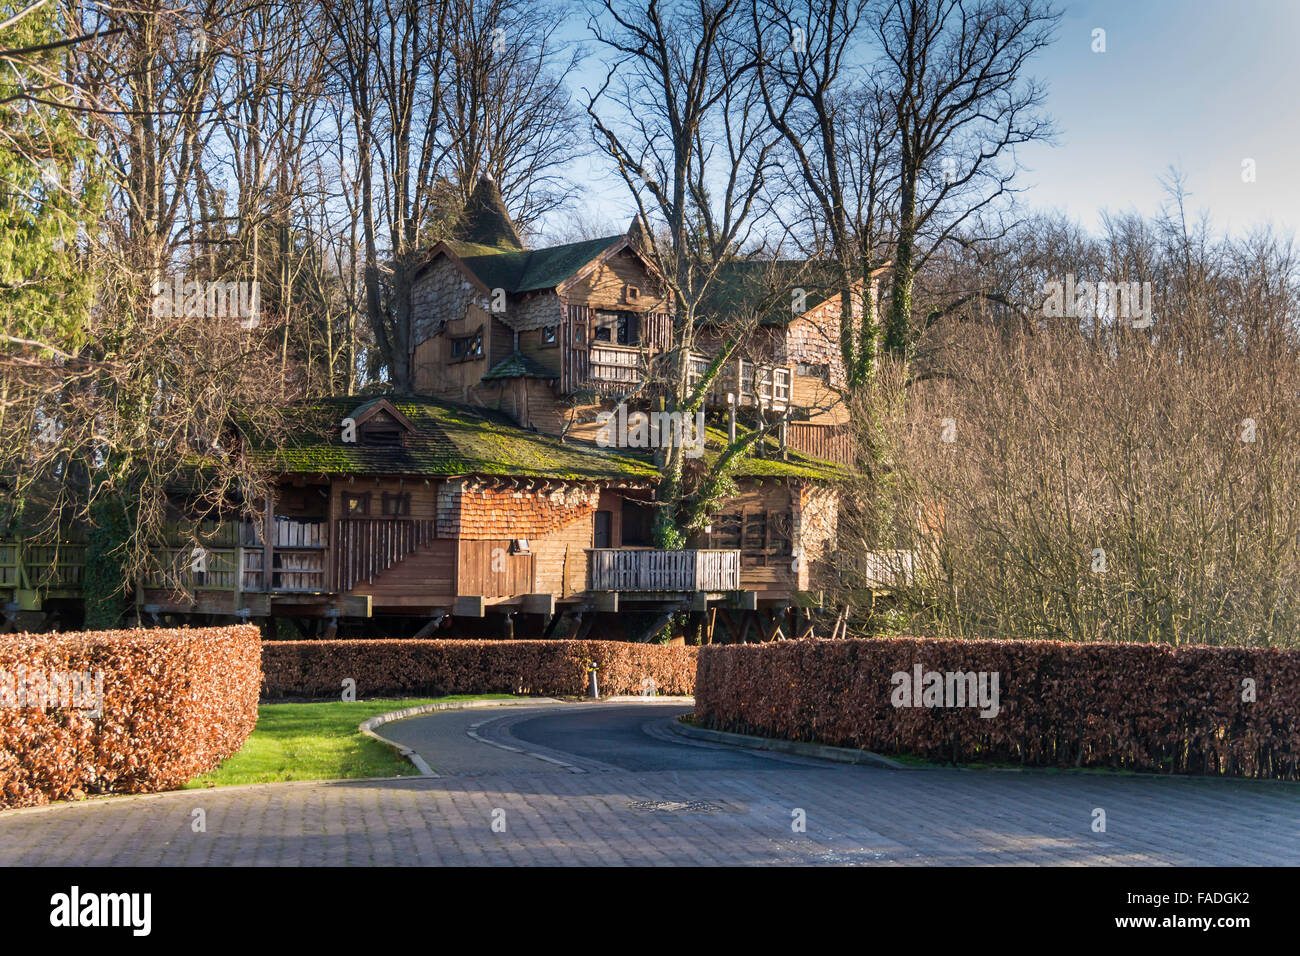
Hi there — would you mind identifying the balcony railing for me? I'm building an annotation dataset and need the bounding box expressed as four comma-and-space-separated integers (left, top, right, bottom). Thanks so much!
587, 548, 741, 592
585, 343, 645, 391
687, 353, 791, 409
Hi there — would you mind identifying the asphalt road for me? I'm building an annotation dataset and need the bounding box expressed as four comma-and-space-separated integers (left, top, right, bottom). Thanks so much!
377, 699, 829, 774
4, 699, 1299, 865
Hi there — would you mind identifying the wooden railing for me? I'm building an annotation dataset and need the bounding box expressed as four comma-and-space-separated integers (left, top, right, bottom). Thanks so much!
334, 518, 437, 591
687, 353, 791, 409
587, 548, 741, 592
584, 343, 645, 391
0, 538, 86, 594
787, 422, 854, 465
829, 549, 915, 589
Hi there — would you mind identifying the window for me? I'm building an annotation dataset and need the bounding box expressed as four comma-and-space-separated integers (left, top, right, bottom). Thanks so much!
624, 284, 640, 302
574, 324, 585, 344
381, 492, 410, 516
451, 332, 483, 360
593, 310, 639, 346
709, 511, 742, 551
742, 510, 768, 565
343, 492, 371, 516
363, 427, 403, 447
796, 362, 828, 380
710, 508, 793, 567
540, 325, 558, 346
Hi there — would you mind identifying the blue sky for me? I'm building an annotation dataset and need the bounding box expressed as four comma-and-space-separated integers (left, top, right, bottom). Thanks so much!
552, 0, 1300, 241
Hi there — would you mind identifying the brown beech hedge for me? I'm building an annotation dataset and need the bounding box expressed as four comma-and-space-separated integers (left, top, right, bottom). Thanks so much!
262, 639, 697, 699
0, 625, 261, 809
694, 638, 1300, 779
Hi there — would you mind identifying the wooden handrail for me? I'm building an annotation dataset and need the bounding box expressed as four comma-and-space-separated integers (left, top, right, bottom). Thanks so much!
587, 548, 741, 591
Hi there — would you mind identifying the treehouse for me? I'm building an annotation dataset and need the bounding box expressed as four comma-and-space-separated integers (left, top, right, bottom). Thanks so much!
4, 176, 876, 643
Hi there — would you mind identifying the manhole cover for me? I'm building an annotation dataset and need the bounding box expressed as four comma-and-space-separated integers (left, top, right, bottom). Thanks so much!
627, 799, 723, 813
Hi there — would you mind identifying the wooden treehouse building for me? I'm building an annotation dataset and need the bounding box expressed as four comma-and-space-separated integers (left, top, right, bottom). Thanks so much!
4, 177, 883, 643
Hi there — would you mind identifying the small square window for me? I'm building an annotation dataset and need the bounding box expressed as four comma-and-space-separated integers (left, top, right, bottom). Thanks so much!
382, 492, 411, 516
343, 492, 371, 516
540, 325, 558, 346
624, 284, 640, 302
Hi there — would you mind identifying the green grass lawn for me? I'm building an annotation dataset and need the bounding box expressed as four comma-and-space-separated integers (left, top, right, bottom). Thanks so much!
185, 695, 516, 788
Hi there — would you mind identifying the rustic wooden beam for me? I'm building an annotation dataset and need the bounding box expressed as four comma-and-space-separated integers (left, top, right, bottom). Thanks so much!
453, 595, 485, 618
522, 593, 556, 615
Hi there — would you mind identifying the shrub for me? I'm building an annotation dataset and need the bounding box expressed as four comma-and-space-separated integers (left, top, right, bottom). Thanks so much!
262, 639, 697, 699
0, 625, 261, 809
695, 637, 1300, 779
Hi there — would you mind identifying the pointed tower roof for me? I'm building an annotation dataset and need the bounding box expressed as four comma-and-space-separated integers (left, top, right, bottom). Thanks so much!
457, 173, 524, 250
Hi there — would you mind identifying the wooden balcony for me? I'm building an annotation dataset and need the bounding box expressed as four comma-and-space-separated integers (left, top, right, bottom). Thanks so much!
0, 537, 86, 611
579, 343, 646, 393
687, 353, 791, 410
587, 548, 741, 592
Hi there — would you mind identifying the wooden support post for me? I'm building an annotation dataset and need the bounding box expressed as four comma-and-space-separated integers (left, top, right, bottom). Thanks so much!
262, 496, 274, 593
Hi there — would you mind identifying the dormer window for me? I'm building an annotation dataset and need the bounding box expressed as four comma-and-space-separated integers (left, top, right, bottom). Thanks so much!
363, 427, 403, 446
344, 398, 415, 450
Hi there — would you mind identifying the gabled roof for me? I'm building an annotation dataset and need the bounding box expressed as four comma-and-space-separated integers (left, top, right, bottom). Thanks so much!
698, 260, 854, 326
244, 396, 657, 481
441, 234, 627, 295
482, 351, 559, 382
347, 397, 415, 433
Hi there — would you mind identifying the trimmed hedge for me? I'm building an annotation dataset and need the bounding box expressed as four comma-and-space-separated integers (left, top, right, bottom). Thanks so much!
695, 637, 1300, 779
0, 626, 262, 809
262, 639, 698, 699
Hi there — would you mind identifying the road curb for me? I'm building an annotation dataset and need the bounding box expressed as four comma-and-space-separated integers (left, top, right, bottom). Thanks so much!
360, 697, 563, 776
668, 716, 921, 770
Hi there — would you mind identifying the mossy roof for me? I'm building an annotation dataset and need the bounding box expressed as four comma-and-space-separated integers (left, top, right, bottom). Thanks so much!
699, 425, 850, 482
482, 351, 560, 382
445, 235, 625, 294
245, 396, 658, 481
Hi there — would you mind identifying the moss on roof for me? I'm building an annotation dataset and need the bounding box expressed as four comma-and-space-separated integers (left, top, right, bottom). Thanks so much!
482, 352, 560, 382
445, 235, 625, 295
699, 425, 850, 482
245, 396, 657, 481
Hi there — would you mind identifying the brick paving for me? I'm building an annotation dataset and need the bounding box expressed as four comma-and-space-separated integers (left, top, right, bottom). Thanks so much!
2, 701, 1298, 865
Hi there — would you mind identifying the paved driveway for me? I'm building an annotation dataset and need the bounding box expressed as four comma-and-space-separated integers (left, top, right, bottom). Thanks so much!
2, 699, 1298, 865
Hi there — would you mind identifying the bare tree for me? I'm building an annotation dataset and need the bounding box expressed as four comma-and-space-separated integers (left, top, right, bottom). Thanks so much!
875, 0, 1059, 360
587, 0, 809, 546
